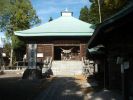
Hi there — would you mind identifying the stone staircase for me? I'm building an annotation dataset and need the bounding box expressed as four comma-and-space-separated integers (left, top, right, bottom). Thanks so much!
51, 61, 83, 76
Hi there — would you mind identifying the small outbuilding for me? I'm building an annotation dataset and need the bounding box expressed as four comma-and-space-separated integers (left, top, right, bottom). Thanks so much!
87, 2, 133, 100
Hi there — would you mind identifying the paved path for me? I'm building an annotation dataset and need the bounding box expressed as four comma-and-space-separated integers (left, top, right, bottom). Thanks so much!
34, 75, 88, 100
0, 73, 122, 100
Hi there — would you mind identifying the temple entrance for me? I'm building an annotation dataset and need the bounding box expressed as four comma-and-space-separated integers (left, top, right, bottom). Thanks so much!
54, 46, 80, 60
54, 47, 62, 60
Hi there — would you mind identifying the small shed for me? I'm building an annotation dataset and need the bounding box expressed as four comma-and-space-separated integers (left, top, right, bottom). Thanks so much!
87, 2, 133, 100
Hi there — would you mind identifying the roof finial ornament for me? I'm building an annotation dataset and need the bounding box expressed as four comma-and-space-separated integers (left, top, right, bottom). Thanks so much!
61, 8, 73, 16
65, 8, 68, 12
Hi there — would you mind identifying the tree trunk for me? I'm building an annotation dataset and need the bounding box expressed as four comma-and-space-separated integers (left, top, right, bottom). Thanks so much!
9, 48, 13, 67
98, 0, 102, 23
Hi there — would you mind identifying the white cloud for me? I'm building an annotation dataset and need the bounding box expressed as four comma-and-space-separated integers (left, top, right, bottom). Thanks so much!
32, 1, 57, 9
37, 7, 60, 15
33, 0, 89, 10
62, 0, 88, 5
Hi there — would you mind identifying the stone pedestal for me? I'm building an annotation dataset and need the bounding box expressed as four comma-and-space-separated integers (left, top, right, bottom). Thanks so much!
22, 69, 42, 79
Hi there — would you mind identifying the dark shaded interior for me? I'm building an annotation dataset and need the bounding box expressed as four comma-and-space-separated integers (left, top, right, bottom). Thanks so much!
54, 46, 80, 60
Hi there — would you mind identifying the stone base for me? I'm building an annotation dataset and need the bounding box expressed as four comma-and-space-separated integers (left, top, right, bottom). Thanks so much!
22, 69, 42, 79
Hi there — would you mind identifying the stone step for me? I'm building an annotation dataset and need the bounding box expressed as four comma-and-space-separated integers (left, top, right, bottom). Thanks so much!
51, 61, 83, 75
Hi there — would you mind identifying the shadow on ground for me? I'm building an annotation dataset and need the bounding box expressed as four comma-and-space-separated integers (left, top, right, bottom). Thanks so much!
86, 75, 122, 100
34, 76, 85, 100
0, 76, 53, 100
0, 76, 85, 100
0, 75, 122, 100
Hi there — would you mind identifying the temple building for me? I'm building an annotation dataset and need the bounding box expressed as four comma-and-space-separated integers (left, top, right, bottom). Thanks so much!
15, 9, 94, 79
15, 10, 94, 66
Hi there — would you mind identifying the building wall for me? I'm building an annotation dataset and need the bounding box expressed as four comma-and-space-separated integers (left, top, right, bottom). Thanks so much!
37, 44, 53, 62
129, 58, 133, 98
107, 56, 121, 90
26, 44, 88, 62
26, 38, 89, 62
80, 44, 87, 58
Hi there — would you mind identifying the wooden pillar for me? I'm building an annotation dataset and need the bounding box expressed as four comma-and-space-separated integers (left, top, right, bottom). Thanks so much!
0, 52, 2, 69
52, 44, 54, 60
94, 63, 96, 74
80, 44, 82, 59
80, 44, 87, 59
107, 57, 112, 89
121, 61, 129, 100
103, 59, 109, 89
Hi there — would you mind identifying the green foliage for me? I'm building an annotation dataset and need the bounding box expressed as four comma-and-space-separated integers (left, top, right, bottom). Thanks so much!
80, 0, 127, 25
3, 43, 11, 58
0, 0, 10, 15
79, 6, 89, 22
0, 0, 40, 49
104, 0, 127, 9
0, 0, 41, 63
6, 0, 41, 31
11, 35, 25, 49
88, 2, 100, 25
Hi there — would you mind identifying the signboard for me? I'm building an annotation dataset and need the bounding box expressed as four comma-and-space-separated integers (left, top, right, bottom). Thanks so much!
37, 53, 43, 57
28, 44, 37, 69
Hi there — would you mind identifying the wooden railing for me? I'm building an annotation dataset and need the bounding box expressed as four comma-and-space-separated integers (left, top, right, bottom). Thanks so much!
82, 57, 94, 78
14, 57, 53, 71
42, 57, 53, 77
14, 61, 27, 69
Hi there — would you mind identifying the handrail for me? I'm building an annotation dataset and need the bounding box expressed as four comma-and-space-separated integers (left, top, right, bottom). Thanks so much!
42, 57, 53, 77
82, 57, 94, 78
43, 57, 53, 68
15, 61, 27, 68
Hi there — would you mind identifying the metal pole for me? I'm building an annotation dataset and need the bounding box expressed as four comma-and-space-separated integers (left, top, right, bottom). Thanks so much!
98, 0, 102, 23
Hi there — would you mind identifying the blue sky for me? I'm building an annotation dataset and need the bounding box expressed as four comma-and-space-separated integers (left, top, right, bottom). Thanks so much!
31, 0, 90, 23
0, 0, 91, 46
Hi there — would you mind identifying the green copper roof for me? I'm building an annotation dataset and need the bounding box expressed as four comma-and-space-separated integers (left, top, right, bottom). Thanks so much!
15, 16, 94, 37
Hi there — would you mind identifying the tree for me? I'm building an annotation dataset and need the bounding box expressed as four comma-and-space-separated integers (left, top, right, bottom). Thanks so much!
48, 17, 53, 22
88, 0, 101, 25
0, 0, 10, 16
79, 6, 89, 22
3, 43, 11, 58
89, 0, 127, 24
0, 0, 41, 66
79, 0, 128, 25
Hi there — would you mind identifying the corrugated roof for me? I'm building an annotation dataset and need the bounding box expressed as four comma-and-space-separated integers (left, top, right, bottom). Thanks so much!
15, 16, 94, 37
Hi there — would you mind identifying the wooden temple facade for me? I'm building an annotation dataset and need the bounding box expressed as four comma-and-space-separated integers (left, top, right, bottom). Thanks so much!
27, 37, 89, 62
15, 10, 94, 69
